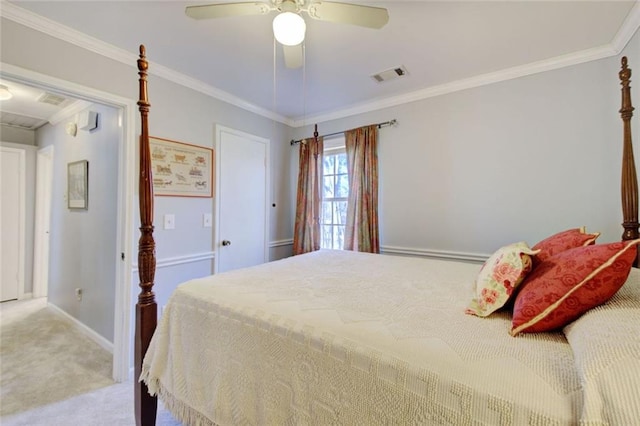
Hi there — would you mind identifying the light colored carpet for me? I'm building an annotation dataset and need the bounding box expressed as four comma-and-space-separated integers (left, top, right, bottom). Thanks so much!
0, 298, 113, 415
0, 298, 181, 425
0, 382, 181, 426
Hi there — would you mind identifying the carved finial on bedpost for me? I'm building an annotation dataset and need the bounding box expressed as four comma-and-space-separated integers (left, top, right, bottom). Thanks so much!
138, 45, 149, 113
135, 44, 158, 426
618, 56, 639, 265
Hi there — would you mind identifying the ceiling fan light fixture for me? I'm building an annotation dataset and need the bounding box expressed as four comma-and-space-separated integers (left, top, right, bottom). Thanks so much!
0, 84, 13, 101
272, 12, 306, 46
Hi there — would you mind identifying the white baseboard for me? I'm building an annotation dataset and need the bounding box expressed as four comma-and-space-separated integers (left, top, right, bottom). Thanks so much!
380, 245, 489, 264
47, 302, 114, 354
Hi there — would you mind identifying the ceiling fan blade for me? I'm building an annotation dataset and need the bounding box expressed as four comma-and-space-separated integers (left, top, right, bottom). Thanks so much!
185, 2, 271, 20
283, 44, 303, 69
306, 2, 389, 29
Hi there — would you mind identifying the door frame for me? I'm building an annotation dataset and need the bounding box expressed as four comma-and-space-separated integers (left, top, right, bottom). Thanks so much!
0, 146, 26, 301
33, 145, 54, 298
214, 125, 270, 273
0, 63, 137, 383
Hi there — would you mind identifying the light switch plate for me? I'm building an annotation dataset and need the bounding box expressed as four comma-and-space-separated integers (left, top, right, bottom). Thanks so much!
164, 214, 175, 230
203, 213, 212, 228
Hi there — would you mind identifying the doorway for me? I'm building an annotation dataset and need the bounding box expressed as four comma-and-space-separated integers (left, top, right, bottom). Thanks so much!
32, 145, 54, 298
0, 64, 136, 382
215, 125, 270, 273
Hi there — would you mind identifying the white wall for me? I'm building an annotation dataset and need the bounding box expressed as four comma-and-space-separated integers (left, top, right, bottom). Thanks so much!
36, 103, 120, 342
294, 29, 640, 259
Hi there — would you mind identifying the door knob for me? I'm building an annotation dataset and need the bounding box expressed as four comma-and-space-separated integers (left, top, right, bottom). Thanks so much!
221, 240, 231, 246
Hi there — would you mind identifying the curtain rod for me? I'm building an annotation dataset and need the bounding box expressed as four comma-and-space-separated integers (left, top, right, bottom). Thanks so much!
289, 119, 397, 146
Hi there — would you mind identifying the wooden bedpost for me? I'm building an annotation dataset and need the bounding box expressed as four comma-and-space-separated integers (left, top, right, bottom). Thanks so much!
135, 44, 158, 426
619, 56, 639, 266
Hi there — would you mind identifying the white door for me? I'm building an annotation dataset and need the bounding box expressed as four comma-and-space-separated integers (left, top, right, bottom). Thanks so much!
215, 126, 270, 273
33, 146, 54, 298
1, 147, 25, 302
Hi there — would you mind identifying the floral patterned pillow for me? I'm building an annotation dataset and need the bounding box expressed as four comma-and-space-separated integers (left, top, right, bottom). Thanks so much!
510, 239, 640, 336
532, 226, 600, 265
466, 242, 540, 317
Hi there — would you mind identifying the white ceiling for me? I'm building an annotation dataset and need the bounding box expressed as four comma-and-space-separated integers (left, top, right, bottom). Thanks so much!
2, 1, 639, 125
0, 78, 87, 130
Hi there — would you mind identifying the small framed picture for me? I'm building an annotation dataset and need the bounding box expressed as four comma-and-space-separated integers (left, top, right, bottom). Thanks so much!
68, 160, 88, 210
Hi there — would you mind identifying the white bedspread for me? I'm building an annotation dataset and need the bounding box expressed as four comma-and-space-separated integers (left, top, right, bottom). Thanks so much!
563, 268, 640, 426
141, 250, 639, 425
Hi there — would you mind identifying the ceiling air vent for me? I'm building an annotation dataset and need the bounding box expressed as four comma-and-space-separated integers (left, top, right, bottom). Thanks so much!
36, 91, 67, 106
1, 111, 48, 130
371, 66, 408, 83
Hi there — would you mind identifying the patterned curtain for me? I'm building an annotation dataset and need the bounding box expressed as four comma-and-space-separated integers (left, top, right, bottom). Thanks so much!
292, 137, 324, 255
344, 125, 380, 253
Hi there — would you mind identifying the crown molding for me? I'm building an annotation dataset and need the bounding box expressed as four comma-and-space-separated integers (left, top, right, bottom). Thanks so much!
0, 2, 293, 126
293, 1, 640, 127
611, 0, 640, 53
1, 2, 134, 65
3, 1, 638, 129
48, 100, 92, 125
155, 67, 292, 126
292, 44, 619, 126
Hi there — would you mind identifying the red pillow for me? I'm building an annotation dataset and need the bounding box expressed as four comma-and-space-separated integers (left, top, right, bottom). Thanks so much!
510, 239, 639, 336
532, 227, 600, 265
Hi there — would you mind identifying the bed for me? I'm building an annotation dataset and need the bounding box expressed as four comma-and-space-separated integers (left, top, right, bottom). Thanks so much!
133, 48, 639, 425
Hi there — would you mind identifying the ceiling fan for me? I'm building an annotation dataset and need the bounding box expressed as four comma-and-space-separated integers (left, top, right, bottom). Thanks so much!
185, 0, 389, 68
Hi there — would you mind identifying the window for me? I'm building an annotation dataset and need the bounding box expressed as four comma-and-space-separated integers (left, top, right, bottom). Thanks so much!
321, 138, 348, 249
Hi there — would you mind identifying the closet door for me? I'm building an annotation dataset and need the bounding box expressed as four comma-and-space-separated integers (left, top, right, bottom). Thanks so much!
1, 146, 25, 302
215, 126, 270, 274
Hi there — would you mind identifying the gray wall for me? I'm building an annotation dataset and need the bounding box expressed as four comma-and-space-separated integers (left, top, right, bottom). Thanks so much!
2, 15, 638, 344
1, 17, 295, 343
36, 104, 120, 342
294, 29, 640, 258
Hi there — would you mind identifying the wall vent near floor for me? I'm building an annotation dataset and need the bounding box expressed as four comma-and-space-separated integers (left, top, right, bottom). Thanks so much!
371, 66, 409, 83
37, 91, 67, 106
